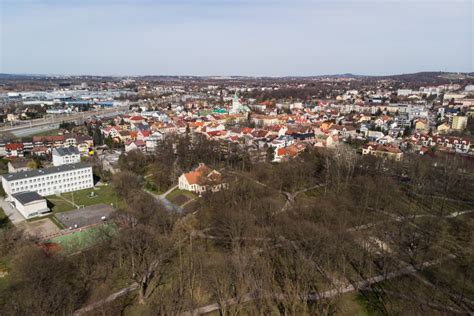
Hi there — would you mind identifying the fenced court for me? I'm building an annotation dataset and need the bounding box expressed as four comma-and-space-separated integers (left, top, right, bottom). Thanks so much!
47, 224, 116, 254
55, 203, 116, 228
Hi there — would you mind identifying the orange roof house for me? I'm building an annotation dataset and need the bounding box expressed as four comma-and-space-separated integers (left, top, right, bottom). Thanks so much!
178, 163, 227, 194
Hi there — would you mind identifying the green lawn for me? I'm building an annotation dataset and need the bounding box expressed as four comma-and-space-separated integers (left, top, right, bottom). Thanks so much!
46, 185, 124, 213
145, 179, 166, 195
166, 188, 197, 200
31, 129, 61, 136
47, 224, 116, 254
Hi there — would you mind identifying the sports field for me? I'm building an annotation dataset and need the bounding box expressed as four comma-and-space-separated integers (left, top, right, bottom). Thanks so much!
48, 224, 116, 253
46, 185, 124, 213
55, 204, 116, 228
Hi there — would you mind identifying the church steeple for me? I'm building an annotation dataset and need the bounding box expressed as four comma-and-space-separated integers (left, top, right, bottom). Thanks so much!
230, 92, 241, 114
229, 92, 249, 114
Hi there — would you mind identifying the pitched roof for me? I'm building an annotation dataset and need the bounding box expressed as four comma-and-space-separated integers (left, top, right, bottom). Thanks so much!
31, 146, 49, 153
2, 163, 90, 181
32, 135, 65, 142
8, 159, 31, 168
5, 143, 24, 150
183, 163, 222, 185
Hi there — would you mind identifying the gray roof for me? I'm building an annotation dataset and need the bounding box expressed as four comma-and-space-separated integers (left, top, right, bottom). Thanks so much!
53, 146, 80, 156
2, 162, 90, 182
8, 159, 31, 169
12, 191, 44, 205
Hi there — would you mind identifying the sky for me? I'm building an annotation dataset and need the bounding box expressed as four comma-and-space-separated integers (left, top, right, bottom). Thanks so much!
0, 0, 472, 76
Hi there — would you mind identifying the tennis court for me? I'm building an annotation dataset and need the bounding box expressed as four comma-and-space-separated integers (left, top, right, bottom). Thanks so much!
48, 224, 116, 253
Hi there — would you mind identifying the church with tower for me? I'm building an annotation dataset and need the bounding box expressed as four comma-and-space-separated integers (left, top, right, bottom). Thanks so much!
229, 93, 249, 115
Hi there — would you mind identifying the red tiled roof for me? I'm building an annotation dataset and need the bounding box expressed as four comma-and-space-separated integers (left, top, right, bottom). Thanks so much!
32, 135, 65, 142
184, 163, 222, 185
6, 143, 24, 150
31, 146, 48, 153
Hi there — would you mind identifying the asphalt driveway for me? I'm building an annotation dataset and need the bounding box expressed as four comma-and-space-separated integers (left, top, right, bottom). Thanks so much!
0, 197, 25, 225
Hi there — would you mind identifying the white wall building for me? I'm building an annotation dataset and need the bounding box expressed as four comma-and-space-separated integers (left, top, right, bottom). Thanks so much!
52, 146, 81, 166
178, 163, 227, 195
1, 163, 94, 198
11, 191, 49, 219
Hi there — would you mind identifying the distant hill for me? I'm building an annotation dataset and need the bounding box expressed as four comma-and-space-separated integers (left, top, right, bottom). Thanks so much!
0, 71, 472, 81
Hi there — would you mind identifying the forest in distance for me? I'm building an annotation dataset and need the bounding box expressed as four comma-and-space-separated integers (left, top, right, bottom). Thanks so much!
0, 134, 473, 315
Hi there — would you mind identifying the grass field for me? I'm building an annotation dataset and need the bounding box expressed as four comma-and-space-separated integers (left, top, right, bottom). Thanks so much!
166, 188, 197, 200
48, 224, 116, 253
31, 129, 61, 136
46, 185, 124, 213
145, 178, 166, 195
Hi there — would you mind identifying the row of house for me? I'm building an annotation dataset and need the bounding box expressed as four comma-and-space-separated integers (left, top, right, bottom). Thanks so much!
0, 133, 93, 158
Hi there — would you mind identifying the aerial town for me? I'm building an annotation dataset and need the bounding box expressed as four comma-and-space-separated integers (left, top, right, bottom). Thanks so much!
0, 72, 473, 314
1, 0, 473, 313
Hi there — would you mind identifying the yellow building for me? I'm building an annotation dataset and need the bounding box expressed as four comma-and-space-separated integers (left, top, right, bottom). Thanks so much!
414, 119, 427, 131
436, 123, 450, 134
451, 116, 467, 130
362, 144, 403, 161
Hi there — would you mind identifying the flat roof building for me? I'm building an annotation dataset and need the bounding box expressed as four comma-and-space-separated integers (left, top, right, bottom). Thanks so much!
11, 191, 49, 219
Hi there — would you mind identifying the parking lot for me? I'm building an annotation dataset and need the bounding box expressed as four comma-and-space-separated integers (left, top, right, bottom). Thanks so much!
55, 204, 116, 228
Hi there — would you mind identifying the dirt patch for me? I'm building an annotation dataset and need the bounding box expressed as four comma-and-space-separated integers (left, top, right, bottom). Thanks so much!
19, 218, 61, 239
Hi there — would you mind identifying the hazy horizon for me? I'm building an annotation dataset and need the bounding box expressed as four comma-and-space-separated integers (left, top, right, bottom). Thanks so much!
0, 70, 472, 78
1, 0, 472, 76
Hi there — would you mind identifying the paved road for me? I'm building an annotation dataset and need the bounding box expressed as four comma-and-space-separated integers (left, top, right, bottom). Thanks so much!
182, 255, 456, 316
73, 283, 139, 316
0, 197, 25, 225
145, 186, 184, 213
158, 184, 178, 199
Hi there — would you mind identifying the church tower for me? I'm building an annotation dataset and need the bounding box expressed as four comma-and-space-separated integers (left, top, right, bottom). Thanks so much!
230, 92, 241, 114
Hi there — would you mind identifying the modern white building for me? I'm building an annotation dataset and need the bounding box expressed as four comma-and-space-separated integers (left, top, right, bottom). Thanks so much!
1, 163, 94, 198
145, 133, 163, 153
52, 146, 81, 166
11, 191, 49, 219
